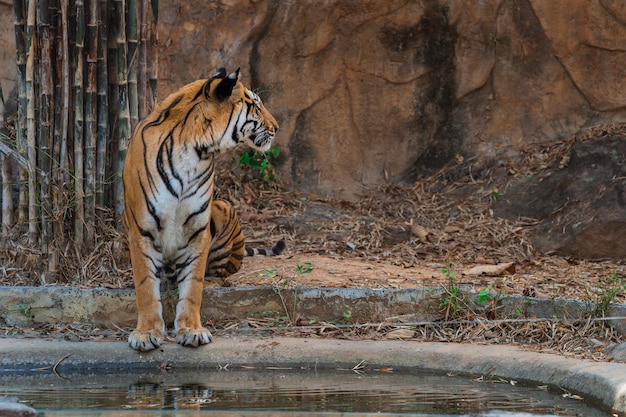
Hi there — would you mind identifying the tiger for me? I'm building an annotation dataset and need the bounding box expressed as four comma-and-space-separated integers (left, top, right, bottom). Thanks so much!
122, 68, 279, 352
205, 198, 286, 287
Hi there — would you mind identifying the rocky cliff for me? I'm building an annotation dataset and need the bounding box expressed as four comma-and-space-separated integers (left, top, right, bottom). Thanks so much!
157, 0, 626, 198
2, 0, 626, 259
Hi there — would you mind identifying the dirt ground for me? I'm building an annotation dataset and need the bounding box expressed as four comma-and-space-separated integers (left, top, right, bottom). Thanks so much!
1, 150, 625, 304
227, 247, 624, 304
220, 171, 626, 306
1, 148, 626, 361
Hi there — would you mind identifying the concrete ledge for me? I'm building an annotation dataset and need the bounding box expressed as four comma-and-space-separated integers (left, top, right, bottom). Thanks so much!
2, 284, 626, 414
0, 336, 625, 414
1, 285, 625, 335
0, 285, 442, 328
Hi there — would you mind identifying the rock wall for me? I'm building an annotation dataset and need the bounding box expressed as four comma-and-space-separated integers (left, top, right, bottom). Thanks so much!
2, 0, 626, 199
156, 0, 626, 198
0, 0, 17, 110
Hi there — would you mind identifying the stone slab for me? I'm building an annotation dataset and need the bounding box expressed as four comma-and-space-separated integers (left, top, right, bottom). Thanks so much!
2, 285, 625, 335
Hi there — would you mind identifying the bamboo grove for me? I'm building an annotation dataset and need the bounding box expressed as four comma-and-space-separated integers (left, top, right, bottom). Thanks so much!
2, 0, 158, 273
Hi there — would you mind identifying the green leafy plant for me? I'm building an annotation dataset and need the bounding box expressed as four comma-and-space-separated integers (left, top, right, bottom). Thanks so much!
259, 269, 278, 279
441, 265, 456, 280
16, 303, 33, 322
477, 288, 491, 304
237, 148, 280, 183
438, 258, 472, 320
296, 262, 313, 275
440, 284, 464, 319
342, 304, 353, 324
592, 272, 626, 317
259, 268, 299, 326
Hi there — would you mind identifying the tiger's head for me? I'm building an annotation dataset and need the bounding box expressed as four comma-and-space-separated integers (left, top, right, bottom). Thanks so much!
190, 67, 278, 153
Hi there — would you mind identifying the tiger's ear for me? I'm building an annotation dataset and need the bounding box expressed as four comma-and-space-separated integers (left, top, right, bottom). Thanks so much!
202, 68, 228, 99
211, 67, 227, 80
213, 68, 240, 101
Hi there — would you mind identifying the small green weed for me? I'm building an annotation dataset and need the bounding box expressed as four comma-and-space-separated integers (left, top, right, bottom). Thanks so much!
441, 265, 456, 280
439, 259, 467, 320
440, 284, 464, 320
342, 304, 353, 324
259, 267, 300, 326
259, 269, 278, 280
477, 288, 491, 304
16, 303, 32, 319
592, 272, 626, 317
296, 262, 313, 275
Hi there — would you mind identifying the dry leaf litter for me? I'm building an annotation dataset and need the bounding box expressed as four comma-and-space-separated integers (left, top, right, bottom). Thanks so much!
2, 129, 626, 361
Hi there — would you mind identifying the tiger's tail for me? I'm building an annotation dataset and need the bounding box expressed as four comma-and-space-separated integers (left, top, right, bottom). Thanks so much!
245, 238, 286, 257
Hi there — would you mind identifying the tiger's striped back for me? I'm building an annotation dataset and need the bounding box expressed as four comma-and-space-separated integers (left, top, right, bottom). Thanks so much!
206, 199, 286, 286
206, 199, 245, 279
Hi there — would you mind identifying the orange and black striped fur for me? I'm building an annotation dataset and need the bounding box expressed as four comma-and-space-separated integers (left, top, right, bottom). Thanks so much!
122, 68, 278, 352
206, 199, 286, 286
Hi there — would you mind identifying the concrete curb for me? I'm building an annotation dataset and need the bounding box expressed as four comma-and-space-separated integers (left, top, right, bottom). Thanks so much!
1, 285, 626, 334
0, 336, 625, 414
2, 286, 626, 414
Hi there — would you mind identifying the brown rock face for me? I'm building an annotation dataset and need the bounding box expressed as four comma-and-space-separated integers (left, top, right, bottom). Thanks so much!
2, 1, 625, 199
0, 2, 17, 110
157, 0, 626, 199
494, 137, 626, 260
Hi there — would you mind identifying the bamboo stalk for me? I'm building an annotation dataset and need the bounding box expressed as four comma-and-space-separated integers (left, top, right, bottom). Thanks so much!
38, 0, 53, 253
148, 0, 157, 109
114, 0, 130, 220
95, 0, 108, 208
74, 0, 85, 247
48, 0, 69, 247
49, 0, 64, 275
1, 155, 13, 239
0, 85, 4, 130
106, 0, 119, 212
95, 0, 109, 206
13, 0, 28, 224
0, 85, 13, 238
127, 0, 138, 129
12, 0, 160, 251
56, 0, 70, 247
84, 0, 98, 245
26, 0, 38, 244
137, 0, 147, 119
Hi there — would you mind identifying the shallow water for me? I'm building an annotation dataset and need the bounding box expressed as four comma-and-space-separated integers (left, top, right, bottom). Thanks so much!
0, 369, 610, 416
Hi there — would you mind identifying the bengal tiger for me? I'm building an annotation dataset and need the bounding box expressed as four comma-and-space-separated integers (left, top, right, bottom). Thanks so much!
205, 198, 286, 286
122, 68, 278, 352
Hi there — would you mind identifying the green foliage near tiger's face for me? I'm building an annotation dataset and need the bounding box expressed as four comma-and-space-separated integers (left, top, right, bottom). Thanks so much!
122, 68, 278, 352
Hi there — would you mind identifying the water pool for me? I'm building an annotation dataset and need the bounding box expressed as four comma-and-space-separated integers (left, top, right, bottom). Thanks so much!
0, 368, 610, 416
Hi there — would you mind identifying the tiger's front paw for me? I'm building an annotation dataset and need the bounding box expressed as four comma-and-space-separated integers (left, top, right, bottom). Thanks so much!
175, 327, 212, 347
128, 329, 164, 352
